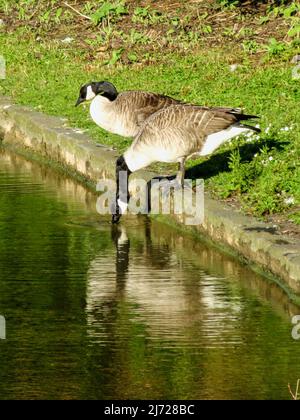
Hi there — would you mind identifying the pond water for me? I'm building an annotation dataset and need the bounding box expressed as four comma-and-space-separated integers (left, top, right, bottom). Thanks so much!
0, 147, 299, 400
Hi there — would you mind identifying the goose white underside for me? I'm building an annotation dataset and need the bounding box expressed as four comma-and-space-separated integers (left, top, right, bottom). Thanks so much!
199, 125, 250, 156
125, 149, 179, 172
125, 125, 252, 172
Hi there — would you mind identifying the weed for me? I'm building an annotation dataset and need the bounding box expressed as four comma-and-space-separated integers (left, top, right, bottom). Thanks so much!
105, 48, 124, 65
217, 0, 239, 11
200, 25, 213, 35
270, 2, 300, 19
90, 1, 128, 26
288, 379, 300, 400
238, 27, 256, 38
288, 20, 300, 39
132, 6, 150, 21
127, 52, 138, 63
242, 40, 260, 54
132, 6, 164, 25
126, 29, 150, 46
290, 212, 300, 225
223, 27, 236, 37
257, 15, 271, 25
54, 7, 63, 24
265, 38, 287, 56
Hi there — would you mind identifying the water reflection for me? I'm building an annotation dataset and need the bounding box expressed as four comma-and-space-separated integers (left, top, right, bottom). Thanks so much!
86, 220, 299, 350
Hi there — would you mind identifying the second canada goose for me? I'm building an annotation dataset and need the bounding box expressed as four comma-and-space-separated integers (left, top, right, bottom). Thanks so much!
75, 81, 181, 137
112, 104, 260, 223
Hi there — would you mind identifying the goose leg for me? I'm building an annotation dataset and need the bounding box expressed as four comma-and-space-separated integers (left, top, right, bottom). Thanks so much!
160, 159, 186, 201
176, 158, 186, 188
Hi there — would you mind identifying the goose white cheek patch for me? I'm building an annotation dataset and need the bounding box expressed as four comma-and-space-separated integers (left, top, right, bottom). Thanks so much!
86, 86, 96, 101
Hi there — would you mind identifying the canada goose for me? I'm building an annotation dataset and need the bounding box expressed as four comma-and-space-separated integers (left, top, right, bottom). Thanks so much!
75, 81, 245, 138
75, 81, 181, 137
112, 104, 260, 223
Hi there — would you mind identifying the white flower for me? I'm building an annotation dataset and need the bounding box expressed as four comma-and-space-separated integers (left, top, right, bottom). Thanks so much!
280, 126, 291, 132
261, 157, 273, 165
61, 37, 74, 44
246, 131, 254, 138
265, 124, 272, 134
284, 197, 295, 206
229, 64, 238, 72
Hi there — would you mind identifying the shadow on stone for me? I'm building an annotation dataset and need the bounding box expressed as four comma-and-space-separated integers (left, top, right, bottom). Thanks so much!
244, 226, 278, 235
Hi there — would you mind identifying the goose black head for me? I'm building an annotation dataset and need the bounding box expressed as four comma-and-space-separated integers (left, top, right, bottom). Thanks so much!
75, 81, 118, 107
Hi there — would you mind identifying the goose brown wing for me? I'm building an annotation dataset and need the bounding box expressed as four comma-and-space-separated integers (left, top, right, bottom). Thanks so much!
131, 106, 240, 157
117, 91, 181, 127
142, 105, 238, 134
173, 107, 239, 154
195, 109, 238, 135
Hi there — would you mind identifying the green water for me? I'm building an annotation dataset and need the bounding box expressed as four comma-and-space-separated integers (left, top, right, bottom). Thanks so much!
0, 148, 300, 400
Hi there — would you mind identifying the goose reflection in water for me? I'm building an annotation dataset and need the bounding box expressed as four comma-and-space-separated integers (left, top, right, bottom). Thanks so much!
85, 220, 247, 346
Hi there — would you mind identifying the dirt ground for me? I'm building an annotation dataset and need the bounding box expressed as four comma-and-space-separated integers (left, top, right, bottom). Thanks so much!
0, 0, 293, 56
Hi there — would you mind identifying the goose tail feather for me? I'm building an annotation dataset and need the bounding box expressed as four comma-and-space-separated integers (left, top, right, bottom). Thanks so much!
232, 112, 261, 133
232, 112, 260, 121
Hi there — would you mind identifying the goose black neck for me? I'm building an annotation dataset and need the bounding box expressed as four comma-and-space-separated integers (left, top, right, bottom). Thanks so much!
113, 156, 132, 224
95, 81, 118, 102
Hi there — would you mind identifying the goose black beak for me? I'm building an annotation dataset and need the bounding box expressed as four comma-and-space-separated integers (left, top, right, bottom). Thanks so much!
75, 97, 84, 107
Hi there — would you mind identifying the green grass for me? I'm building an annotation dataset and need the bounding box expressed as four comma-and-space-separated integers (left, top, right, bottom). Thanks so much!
0, 21, 300, 223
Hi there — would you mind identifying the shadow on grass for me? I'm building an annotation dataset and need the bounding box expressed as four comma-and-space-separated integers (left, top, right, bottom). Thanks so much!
186, 139, 288, 181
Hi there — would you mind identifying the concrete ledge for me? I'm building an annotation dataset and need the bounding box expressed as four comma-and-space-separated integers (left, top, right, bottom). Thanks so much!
0, 96, 299, 293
